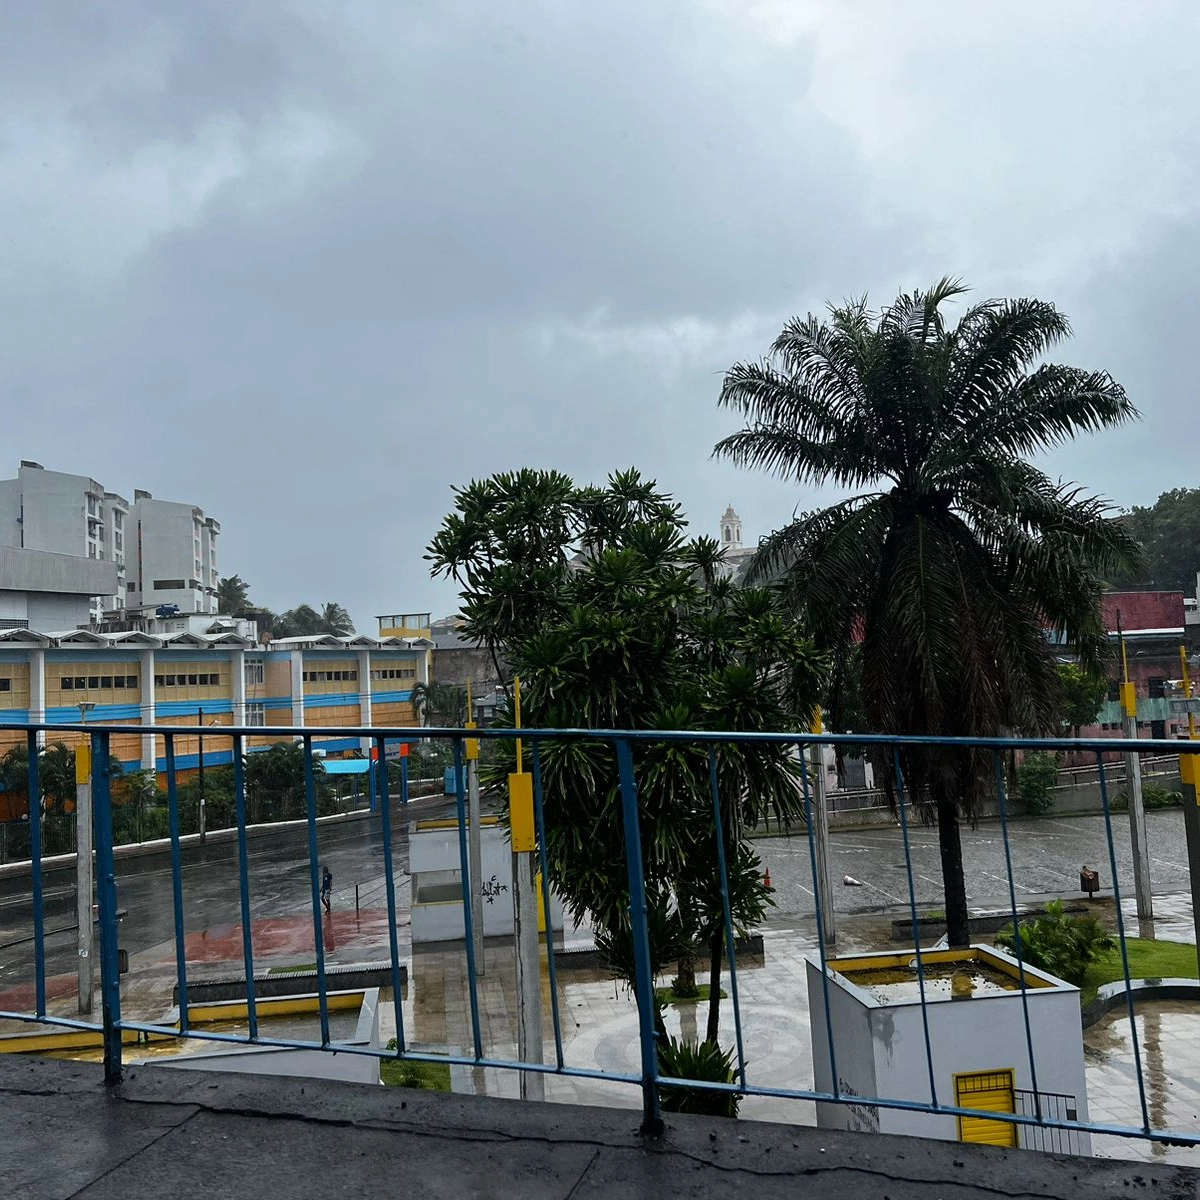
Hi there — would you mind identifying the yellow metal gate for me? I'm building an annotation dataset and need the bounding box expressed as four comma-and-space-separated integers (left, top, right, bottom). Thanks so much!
955, 1069, 1017, 1147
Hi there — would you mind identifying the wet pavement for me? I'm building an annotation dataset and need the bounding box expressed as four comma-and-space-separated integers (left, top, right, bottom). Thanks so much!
760, 808, 1194, 916
0, 805, 1197, 1167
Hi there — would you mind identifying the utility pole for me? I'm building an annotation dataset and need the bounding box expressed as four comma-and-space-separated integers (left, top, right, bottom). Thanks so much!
465, 680, 485, 977
1176, 647, 1200, 971
197, 706, 207, 845
809, 710, 836, 945
75, 705, 95, 1014
509, 677, 544, 1100
1117, 614, 1153, 919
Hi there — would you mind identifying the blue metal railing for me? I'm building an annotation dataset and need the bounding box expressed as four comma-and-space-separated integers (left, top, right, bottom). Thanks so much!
0, 719, 1196, 1155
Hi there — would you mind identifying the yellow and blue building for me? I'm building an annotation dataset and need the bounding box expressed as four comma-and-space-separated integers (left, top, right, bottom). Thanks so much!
0, 626, 432, 775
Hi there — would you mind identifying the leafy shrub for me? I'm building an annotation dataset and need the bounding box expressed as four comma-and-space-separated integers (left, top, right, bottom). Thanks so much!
1143, 784, 1183, 809
1014, 751, 1059, 815
657, 1036, 741, 1117
380, 1038, 451, 1090
994, 900, 1115, 986
1112, 784, 1183, 812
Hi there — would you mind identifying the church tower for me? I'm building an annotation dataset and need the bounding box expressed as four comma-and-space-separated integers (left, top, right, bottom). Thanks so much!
720, 504, 743, 550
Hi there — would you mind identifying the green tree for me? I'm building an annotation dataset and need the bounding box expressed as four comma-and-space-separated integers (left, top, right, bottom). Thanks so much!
1109, 487, 1200, 592
243, 742, 335, 822
429, 468, 826, 1045
216, 575, 252, 615
275, 604, 324, 638
411, 682, 468, 726
318, 602, 355, 637
716, 279, 1141, 948
0, 742, 124, 855
1056, 662, 1107, 735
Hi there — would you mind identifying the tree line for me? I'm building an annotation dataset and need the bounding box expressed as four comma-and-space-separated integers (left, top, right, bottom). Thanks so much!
0, 740, 337, 858
216, 575, 355, 640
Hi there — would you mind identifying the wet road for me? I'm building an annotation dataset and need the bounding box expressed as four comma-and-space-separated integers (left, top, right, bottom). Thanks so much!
0, 805, 1193, 995
758, 809, 1193, 918
0, 792, 460, 990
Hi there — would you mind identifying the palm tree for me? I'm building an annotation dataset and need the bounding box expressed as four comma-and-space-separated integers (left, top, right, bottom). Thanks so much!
716, 279, 1142, 947
318, 602, 355, 637
216, 575, 251, 615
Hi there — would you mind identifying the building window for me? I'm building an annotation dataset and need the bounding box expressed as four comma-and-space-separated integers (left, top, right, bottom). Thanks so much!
87, 676, 99, 689
1148, 677, 1167, 699
154, 579, 186, 590
245, 660, 265, 686
0, 679, 11, 692
246, 702, 266, 727
62, 677, 74, 690
74, 676, 85, 689
100, 676, 112, 689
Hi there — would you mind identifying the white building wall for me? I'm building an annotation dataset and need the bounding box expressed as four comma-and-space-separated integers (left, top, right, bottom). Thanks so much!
806, 960, 881, 1133
129, 495, 217, 615
807, 953, 1091, 1154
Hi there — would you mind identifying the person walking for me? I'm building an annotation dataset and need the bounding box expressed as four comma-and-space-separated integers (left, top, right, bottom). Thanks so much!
321, 865, 333, 913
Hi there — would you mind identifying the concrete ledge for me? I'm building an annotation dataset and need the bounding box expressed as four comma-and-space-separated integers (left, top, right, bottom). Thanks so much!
173, 960, 407, 1005
1081, 977, 1200, 1029
0, 1055, 1195, 1198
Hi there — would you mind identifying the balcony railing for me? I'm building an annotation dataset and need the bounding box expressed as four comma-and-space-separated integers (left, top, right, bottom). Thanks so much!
0, 719, 1196, 1156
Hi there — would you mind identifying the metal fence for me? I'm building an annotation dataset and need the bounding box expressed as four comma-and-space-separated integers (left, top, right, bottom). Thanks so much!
0, 720, 1197, 1156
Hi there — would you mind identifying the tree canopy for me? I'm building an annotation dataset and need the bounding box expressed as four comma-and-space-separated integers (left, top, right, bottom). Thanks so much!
429, 468, 827, 1045
1109, 488, 1200, 593
716, 278, 1141, 946
214, 577, 356, 638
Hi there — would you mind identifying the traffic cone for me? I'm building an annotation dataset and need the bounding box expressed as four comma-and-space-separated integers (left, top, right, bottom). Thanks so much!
764, 867, 773, 890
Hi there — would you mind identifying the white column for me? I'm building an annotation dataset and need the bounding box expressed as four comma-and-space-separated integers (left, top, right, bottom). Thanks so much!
290, 652, 305, 738
140, 649, 156, 774
29, 649, 46, 749
231, 648, 246, 726
358, 650, 373, 755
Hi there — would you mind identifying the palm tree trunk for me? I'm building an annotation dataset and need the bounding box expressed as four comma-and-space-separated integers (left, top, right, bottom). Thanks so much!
936, 795, 970, 948
704, 927, 723, 1043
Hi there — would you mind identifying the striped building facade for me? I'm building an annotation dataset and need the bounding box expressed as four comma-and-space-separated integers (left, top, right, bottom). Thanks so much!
0, 628, 431, 775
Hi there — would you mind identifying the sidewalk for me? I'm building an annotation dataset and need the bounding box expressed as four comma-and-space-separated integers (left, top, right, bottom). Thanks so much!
4, 1054, 1196, 1200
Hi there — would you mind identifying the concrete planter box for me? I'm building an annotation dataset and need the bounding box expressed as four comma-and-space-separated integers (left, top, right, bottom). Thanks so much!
807, 945, 1091, 1155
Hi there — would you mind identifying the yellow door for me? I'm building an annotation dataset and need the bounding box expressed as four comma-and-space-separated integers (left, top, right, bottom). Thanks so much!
955, 1069, 1017, 1147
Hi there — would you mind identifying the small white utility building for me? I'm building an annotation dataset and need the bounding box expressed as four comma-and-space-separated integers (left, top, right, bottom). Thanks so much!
806, 945, 1091, 1155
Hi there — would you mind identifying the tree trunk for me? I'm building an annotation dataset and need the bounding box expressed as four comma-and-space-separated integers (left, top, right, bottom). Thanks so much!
705, 927, 724, 1043
936, 795, 970, 948
675, 954, 697, 997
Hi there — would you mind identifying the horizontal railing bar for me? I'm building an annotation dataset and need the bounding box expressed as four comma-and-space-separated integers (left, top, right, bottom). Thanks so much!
0, 719, 1194, 756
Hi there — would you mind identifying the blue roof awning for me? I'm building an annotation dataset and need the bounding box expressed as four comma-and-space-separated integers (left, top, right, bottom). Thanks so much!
321, 759, 373, 775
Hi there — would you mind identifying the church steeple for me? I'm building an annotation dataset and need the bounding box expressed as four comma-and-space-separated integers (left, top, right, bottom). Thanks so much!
720, 504, 742, 550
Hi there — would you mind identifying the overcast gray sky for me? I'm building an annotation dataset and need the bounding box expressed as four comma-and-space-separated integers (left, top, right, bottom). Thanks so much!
3, 1, 1197, 630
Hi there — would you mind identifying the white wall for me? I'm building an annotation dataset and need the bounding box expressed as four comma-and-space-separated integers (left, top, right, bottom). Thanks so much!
807, 959, 881, 1133
411, 823, 564, 942
808, 951, 1091, 1154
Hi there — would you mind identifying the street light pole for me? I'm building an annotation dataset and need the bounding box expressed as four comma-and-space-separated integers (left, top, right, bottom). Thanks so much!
75, 702, 95, 1015
197, 705, 206, 845
1177, 648, 1200, 972
1117, 614, 1153, 919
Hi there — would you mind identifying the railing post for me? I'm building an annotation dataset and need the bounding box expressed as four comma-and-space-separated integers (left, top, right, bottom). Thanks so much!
614, 738, 663, 1137
91, 732, 123, 1087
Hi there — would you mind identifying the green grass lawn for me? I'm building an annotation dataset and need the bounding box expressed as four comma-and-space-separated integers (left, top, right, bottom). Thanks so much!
655, 983, 727, 1006
379, 1057, 452, 1090
1080, 938, 1198, 1006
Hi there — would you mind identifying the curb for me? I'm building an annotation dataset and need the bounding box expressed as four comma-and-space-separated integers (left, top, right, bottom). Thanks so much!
1080, 977, 1200, 1028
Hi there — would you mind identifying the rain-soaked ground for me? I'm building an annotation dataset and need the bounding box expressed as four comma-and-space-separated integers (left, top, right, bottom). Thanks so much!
0, 802, 1196, 1164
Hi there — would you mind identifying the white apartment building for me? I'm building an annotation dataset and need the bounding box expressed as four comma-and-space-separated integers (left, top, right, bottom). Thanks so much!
0, 462, 128, 619
124, 490, 220, 616
0, 462, 219, 621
